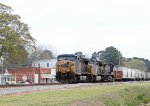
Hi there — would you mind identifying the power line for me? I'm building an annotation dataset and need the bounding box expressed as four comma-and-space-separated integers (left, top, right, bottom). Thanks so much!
121, 50, 150, 52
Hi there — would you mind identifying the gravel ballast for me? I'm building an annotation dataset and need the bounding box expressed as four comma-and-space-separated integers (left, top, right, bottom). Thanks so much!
0, 83, 97, 95
0, 81, 148, 95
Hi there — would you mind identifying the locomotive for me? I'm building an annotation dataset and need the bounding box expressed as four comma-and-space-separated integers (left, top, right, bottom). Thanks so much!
56, 54, 115, 83
56, 54, 80, 83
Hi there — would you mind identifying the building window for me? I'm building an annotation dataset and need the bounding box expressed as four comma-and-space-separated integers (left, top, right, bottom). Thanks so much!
38, 63, 40, 67
47, 63, 49, 67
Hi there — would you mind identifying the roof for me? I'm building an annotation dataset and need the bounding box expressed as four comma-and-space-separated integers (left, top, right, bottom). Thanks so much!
32, 59, 57, 63
32, 59, 57, 68
57, 54, 77, 57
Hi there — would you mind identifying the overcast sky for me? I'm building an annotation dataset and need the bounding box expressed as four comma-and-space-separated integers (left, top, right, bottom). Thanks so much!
1, 0, 150, 59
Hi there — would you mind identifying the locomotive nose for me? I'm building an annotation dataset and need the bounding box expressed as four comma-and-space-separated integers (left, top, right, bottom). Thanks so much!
59, 62, 71, 73
61, 62, 70, 68
61, 63, 69, 68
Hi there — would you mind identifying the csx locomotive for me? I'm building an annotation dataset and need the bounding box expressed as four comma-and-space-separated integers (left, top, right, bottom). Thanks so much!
56, 54, 114, 83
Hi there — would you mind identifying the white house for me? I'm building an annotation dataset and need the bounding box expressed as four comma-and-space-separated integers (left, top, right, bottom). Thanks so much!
32, 59, 57, 68
32, 59, 57, 83
0, 69, 16, 85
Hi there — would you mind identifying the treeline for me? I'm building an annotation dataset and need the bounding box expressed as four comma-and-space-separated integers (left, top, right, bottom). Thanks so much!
124, 57, 150, 71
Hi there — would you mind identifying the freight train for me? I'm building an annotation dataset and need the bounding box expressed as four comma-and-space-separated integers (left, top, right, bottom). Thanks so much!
56, 54, 150, 83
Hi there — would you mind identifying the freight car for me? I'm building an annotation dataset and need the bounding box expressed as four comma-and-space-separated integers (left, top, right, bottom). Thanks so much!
114, 66, 150, 81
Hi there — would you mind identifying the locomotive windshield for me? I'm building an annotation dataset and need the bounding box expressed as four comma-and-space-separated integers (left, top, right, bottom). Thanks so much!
57, 55, 77, 61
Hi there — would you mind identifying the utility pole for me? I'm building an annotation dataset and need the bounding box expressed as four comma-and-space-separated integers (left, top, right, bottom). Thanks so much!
1, 58, 3, 85
118, 53, 121, 66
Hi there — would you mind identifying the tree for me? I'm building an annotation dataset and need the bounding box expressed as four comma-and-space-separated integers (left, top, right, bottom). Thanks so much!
123, 59, 147, 71
92, 50, 105, 61
92, 46, 122, 65
0, 3, 35, 65
29, 45, 55, 63
104, 46, 122, 65
124, 57, 150, 71
91, 52, 97, 60
74, 52, 85, 58
5, 45, 29, 65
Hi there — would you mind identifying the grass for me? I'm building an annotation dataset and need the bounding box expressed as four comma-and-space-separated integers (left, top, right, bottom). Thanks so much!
0, 82, 150, 106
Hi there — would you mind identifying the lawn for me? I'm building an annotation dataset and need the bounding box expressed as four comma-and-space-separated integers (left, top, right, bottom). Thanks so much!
0, 82, 150, 106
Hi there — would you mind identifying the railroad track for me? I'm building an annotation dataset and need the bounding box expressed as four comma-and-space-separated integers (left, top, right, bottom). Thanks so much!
0, 80, 149, 88
0, 83, 63, 88
0, 81, 149, 95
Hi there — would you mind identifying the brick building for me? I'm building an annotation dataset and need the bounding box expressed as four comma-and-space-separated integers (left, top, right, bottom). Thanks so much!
8, 67, 55, 84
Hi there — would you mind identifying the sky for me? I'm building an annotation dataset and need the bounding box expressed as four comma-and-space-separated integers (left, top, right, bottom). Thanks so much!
1, 0, 150, 59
